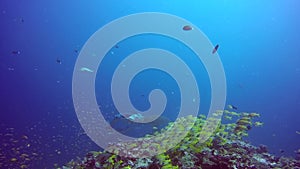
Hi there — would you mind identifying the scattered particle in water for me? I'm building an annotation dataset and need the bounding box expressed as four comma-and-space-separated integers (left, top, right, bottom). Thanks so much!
80, 67, 93, 73
8, 67, 15, 71
55, 150, 61, 155
183, 25, 193, 31
212, 44, 219, 54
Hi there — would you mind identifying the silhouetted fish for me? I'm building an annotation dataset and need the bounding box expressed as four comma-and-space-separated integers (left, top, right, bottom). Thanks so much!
11, 51, 20, 55
56, 58, 62, 64
183, 25, 193, 31
212, 44, 219, 54
228, 104, 238, 110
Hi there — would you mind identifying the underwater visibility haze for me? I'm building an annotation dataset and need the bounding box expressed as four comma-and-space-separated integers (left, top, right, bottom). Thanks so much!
0, 1, 300, 168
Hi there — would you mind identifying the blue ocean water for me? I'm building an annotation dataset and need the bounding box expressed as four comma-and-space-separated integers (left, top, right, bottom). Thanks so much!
0, 0, 299, 168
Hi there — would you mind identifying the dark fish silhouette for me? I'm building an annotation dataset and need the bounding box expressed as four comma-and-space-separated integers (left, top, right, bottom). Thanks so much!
212, 44, 219, 54
11, 51, 20, 55
232, 105, 238, 110
56, 58, 62, 64
228, 104, 238, 110
183, 25, 193, 31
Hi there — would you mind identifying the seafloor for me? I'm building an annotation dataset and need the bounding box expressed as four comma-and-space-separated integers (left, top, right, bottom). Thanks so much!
61, 109, 300, 169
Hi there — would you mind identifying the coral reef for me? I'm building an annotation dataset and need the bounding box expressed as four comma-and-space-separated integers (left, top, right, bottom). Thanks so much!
60, 109, 300, 169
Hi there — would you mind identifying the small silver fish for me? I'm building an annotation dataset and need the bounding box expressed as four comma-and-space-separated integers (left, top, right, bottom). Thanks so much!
80, 67, 94, 73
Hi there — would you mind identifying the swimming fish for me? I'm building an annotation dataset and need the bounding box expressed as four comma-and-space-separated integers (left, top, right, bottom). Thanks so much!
10, 158, 17, 162
11, 51, 21, 55
212, 44, 219, 54
224, 115, 232, 120
254, 121, 264, 127
21, 135, 28, 139
20, 165, 27, 169
113, 113, 132, 119
228, 104, 238, 110
183, 25, 193, 31
110, 113, 170, 133
128, 113, 144, 121
56, 58, 62, 64
80, 67, 94, 73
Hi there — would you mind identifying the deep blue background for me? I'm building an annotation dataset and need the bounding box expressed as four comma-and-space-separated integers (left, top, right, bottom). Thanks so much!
1, 0, 300, 168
